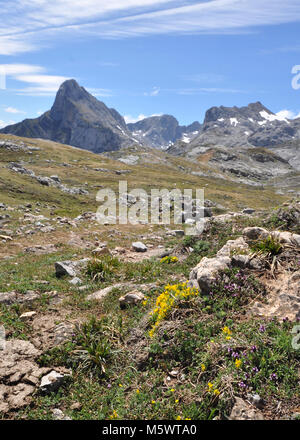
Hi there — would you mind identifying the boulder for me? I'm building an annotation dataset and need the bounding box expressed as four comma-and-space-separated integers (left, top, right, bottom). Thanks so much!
243, 227, 269, 241
229, 397, 264, 420
132, 242, 148, 252
119, 291, 145, 308
40, 370, 69, 393
189, 256, 231, 294
55, 258, 89, 277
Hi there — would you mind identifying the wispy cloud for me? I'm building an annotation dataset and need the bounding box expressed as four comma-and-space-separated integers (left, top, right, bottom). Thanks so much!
2, 1, 300, 55
4, 106, 26, 114
144, 86, 160, 96
0, 64, 70, 96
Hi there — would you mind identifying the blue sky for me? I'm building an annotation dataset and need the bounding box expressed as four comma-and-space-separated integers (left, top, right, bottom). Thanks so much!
0, 0, 300, 127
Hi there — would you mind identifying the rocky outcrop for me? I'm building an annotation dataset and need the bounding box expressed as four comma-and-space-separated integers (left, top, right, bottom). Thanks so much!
229, 397, 264, 420
0, 340, 48, 413
189, 237, 249, 293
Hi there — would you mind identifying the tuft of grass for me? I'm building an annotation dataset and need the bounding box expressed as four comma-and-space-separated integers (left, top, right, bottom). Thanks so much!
251, 236, 283, 256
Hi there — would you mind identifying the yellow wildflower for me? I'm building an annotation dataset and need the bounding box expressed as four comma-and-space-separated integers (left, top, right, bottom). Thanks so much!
201, 364, 206, 372
235, 359, 242, 369
222, 326, 232, 336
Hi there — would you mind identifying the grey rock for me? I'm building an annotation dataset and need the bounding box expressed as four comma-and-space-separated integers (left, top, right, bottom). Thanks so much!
229, 397, 264, 420
119, 291, 145, 308
243, 208, 256, 214
69, 277, 82, 285
55, 258, 89, 278
174, 230, 185, 237
247, 393, 265, 409
132, 241, 148, 252
52, 408, 72, 420
40, 370, 69, 393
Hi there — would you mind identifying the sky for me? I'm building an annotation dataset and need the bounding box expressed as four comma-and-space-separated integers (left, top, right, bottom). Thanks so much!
0, 0, 300, 127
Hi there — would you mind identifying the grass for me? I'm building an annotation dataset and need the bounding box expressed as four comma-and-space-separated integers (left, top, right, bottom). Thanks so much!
251, 236, 283, 256
0, 133, 299, 420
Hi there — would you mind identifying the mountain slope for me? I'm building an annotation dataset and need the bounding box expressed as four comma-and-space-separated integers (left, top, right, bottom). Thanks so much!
127, 115, 202, 148
0, 80, 135, 154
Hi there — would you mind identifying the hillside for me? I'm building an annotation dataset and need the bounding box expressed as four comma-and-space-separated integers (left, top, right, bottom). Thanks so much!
0, 133, 299, 420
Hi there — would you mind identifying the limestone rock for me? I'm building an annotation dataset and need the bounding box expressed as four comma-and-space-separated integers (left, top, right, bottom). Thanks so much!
40, 370, 69, 393
229, 397, 264, 420
132, 242, 148, 252
119, 291, 145, 308
55, 258, 89, 277
189, 256, 231, 294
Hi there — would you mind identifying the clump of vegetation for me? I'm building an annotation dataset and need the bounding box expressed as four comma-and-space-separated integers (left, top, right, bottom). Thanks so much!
160, 255, 178, 264
147, 282, 200, 338
251, 236, 283, 256
0, 304, 29, 340
39, 317, 118, 377
86, 256, 121, 281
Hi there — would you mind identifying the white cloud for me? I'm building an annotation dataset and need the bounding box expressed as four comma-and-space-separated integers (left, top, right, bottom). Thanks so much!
276, 110, 300, 120
124, 113, 162, 123
14, 74, 71, 95
2, 1, 300, 55
0, 64, 71, 96
144, 86, 160, 96
4, 106, 26, 114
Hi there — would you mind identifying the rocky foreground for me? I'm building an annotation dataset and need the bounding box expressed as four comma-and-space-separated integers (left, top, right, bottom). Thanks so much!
0, 196, 299, 420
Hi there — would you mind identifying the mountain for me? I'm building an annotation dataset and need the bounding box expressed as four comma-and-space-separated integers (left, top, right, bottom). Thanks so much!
0, 79, 135, 153
127, 115, 202, 148
168, 102, 300, 170
173, 101, 300, 149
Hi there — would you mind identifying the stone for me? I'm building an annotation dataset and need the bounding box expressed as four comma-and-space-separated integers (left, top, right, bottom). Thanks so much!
20, 311, 37, 321
87, 283, 132, 301
174, 230, 185, 237
119, 291, 145, 308
229, 397, 264, 420
242, 208, 256, 214
247, 393, 264, 409
216, 236, 249, 258
53, 322, 74, 346
55, 258, 89, 277
69, 277, 82, 286
189, 256, 231, 294
0, 291, 17, 305
92, 246, 111, 256
243, 227, 269, 241
52, 408, 72, 420
132, 241, 148, 252
0, 339, 49, 412
40, 370, 68, 393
